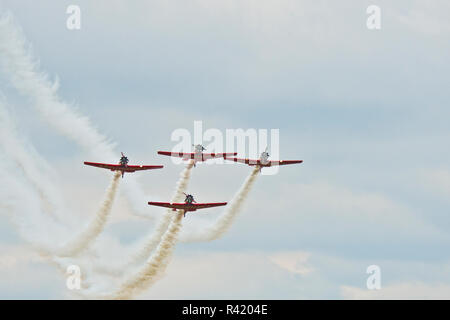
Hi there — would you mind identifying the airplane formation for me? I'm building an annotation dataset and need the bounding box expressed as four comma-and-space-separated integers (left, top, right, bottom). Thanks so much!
84, 144, 303, 217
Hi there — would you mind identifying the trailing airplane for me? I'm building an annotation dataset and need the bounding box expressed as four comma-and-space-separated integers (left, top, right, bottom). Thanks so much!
148, 193, 227, 217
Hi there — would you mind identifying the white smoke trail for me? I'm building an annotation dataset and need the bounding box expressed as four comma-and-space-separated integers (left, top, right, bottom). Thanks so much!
0, 99, 63, 220
93, 160, 194, 276
127, 160, 194, 263
91, 166, 256, 298
0, 112, 117, 288
0, 12, 152, 219
0, 100, 117, 269
109, 212, 183, 299
0, 12, 191, 295
0, 13, 112, 157
55, 171, 121, 257
0, 97, 122, 261
0, 11, 260, 296
180, 167, 260, 242
0, 152, 71, 251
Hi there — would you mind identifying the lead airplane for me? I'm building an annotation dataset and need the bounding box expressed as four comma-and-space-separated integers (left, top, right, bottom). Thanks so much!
225, 148, 303, 171
157, 144, 237, 167
148, 193, 227, 217
84, 152, 164, 178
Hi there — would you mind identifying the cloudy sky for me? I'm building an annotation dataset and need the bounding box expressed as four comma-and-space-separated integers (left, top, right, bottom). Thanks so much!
0, 0, 449, 299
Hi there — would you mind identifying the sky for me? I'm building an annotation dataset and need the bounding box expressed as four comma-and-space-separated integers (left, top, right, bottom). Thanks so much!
0, 0, 449, 299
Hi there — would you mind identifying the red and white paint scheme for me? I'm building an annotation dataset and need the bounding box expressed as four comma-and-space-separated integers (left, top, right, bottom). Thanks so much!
84, 152, 164, 178
157, 144, 237, 167
148, 193, 227, 217
225, 148, 303, 171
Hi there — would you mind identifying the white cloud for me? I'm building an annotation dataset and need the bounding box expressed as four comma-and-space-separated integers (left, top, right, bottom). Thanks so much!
396, 0, 450, 35
421, 169, 450, 199
243, 180, 446, 245
137, 250, 309, 299
268, 251, 314, 275
0, 244, 43, 270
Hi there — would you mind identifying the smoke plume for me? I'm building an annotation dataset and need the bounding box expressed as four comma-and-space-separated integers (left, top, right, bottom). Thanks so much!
0, 99, 63, 220
181, 167, 260, 242
55, 171, 121, 257
94, 160, 194, 276
0, 12, 152, 219
93, 211, 184, 299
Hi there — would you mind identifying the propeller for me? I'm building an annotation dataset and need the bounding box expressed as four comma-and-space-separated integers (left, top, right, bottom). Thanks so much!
120, 152, 129, 163
183, 192, 197, 203
192, 144, 206, 151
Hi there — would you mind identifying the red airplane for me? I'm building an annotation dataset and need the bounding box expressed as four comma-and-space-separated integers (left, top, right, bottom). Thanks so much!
84, 152, 164, 178
225, 148, 303, 171
157, 144, 237, 167
148, 193, 227, 217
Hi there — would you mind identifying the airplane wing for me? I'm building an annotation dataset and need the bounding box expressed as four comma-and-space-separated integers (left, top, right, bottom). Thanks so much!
124, 164, 164, 171
187, 202, 227, 209
269, 160, 303, 166
84, 162, 163, 172
201, 152, 237, 160
157, 151, 194, 159
224, 158, 303, 166
157, 151, 237, 161
148, 202, 227, 210
223, 158, 261, 165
